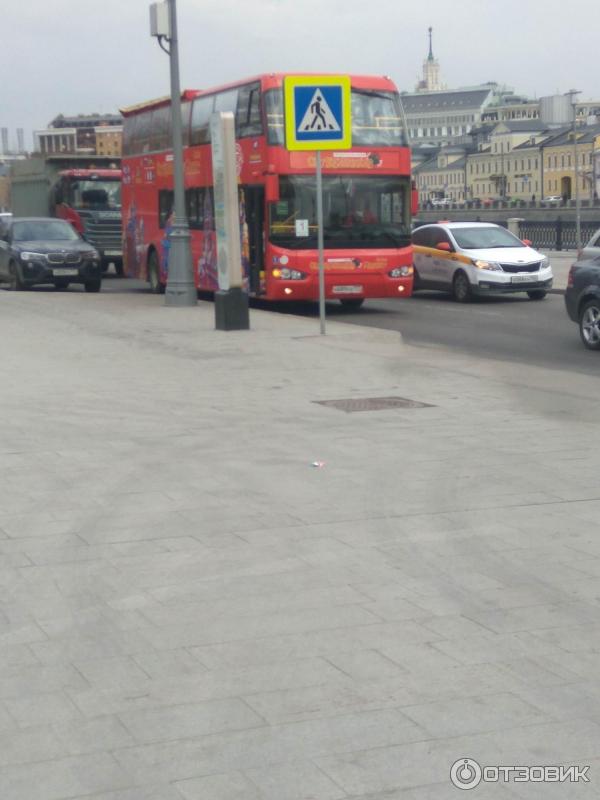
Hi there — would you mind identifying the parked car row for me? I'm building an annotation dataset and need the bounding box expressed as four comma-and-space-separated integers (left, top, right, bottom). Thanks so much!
0, 216, 103, 292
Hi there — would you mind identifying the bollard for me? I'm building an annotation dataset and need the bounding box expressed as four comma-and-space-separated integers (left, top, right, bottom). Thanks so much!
507, 217, 524, 239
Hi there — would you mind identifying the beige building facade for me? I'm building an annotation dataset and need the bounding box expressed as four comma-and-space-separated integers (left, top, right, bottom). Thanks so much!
541, 126, 600, 201
466, 121, 546, 201
95, 126, 123, 157
414, 146, 468, 204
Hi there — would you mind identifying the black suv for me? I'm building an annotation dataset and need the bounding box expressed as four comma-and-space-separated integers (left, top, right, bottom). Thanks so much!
565, 254, 600, 349
0, 217, 102, 292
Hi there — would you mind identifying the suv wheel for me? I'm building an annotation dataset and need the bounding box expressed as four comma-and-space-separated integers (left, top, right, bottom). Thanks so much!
84, 278, 102, 293
579, 300, 600, 350
9, 262, 25, 291
452, 270, 472, 303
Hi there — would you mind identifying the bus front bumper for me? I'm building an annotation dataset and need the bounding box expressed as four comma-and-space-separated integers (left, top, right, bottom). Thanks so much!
268, 273, 413, 301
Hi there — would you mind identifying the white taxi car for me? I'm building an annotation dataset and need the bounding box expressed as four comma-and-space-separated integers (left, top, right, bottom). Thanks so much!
412, 222, 553, 302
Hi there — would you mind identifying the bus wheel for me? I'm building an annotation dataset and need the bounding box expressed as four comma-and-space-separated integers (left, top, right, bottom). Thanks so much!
340, 298, 364, 309
148, 251, 165, 294
452, 270, 472, 303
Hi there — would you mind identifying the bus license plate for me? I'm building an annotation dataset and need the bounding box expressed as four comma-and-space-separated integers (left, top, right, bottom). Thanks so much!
53, 268, 78, 277
333, 285, 363, 294
104, 251, 121, 257
511, 275, 534, 283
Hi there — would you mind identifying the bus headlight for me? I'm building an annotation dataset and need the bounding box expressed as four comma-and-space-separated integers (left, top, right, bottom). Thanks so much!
389, 266, 413, 278
278, 268, 306, 280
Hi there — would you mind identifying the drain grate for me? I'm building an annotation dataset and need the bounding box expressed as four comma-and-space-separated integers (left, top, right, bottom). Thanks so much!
313, 396, 435, 413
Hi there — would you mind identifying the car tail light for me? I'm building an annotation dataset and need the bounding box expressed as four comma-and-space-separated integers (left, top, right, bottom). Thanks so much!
567, 265, 576, 288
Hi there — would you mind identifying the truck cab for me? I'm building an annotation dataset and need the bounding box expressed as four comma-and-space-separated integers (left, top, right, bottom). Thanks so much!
54, 169, 122, 274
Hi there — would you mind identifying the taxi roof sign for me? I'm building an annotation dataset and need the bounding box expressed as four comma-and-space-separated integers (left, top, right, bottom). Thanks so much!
284, 75, 352, 151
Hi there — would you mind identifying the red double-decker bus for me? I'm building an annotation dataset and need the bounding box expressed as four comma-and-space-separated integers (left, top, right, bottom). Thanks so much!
121, 74, 414, 305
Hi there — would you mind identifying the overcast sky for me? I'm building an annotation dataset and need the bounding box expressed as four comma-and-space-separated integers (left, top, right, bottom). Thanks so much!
1, 0, 597, 150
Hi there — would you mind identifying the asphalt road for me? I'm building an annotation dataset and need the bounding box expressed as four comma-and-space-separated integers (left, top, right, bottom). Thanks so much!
47, 274, 599, 376
327, 292, 599, 375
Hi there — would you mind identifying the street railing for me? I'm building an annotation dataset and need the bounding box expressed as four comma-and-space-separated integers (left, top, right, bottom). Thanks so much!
518, 219, 600, 250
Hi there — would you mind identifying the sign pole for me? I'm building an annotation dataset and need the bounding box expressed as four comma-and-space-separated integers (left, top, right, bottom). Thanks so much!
283, 75, 351, 334
316, 150, 326, 335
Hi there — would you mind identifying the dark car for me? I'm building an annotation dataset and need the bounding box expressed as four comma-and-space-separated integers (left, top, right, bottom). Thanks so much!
564, 254, 600, 349
0, 217, 102, 292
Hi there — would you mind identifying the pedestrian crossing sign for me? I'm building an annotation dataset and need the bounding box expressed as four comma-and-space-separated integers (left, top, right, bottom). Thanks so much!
284, 75, 352, 151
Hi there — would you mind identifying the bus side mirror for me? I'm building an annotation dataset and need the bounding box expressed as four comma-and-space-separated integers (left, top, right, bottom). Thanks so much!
265, 174, 280, 203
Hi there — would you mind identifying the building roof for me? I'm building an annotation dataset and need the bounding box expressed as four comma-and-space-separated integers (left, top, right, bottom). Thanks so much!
400, 88, 493, 113
540, 123, 600, 148
512, 138, 546, 151
493, 120, 547, 133
49, 113, 122, 128
414, 155, 467, 174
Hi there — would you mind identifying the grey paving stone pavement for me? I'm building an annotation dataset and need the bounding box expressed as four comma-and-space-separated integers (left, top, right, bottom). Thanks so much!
1, 289, 599, 798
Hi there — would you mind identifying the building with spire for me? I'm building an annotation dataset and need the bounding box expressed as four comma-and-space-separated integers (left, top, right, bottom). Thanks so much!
416, 27, 443, 93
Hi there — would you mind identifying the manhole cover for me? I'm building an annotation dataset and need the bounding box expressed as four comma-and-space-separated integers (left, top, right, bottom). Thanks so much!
313, 396, 434, 413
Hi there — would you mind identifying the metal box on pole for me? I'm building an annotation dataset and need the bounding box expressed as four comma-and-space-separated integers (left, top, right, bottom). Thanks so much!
149, 2, 170, 37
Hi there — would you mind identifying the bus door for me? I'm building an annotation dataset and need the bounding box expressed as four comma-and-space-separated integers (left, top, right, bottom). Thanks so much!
243, 186, 264, 294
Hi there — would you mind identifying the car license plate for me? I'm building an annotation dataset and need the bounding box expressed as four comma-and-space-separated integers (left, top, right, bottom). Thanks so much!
52, 268, 78, 277
511, 275, 534, 283
332, 285, 363, 294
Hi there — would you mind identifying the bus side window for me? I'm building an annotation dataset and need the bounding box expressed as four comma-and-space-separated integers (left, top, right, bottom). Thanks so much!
159, 189, 174, 228
135, 110, 153, 154
191, 96, 214, 145
149, 106, 171, 152
236, 82, 262, 138
214, 89, 238, 115
186, 188, 205, 229
123, 116, 138, 156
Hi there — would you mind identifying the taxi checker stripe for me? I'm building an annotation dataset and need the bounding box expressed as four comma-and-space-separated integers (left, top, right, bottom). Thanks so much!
413, 245, 472, 265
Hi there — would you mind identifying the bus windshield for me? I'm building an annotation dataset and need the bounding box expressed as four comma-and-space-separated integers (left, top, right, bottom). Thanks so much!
269, 175, 411, 250
69, 180, 122, 210
265, 88, 407, 147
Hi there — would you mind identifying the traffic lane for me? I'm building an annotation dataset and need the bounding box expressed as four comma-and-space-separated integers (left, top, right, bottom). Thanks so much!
93, 278, 597, 375
341, 293, 598, 374
264, 291, 597, 376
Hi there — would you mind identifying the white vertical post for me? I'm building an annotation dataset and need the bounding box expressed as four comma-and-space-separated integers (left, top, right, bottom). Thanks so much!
210, 111, 249, 330
316, 151, 325, 335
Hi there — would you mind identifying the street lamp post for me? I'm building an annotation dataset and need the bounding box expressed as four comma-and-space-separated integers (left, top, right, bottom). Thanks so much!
568, 89, 582, 251
150, 0, 197, 306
